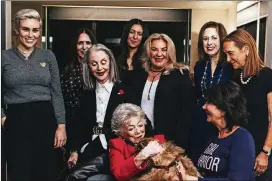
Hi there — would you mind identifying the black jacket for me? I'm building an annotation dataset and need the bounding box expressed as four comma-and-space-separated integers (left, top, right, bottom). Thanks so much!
131, 68, 196, 150
70, 82, 132, 152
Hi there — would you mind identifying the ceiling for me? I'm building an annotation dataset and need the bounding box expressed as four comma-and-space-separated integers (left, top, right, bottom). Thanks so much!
12, 1, 237, 10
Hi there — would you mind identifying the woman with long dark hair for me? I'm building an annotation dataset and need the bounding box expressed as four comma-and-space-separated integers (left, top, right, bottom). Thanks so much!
61, 28, 97, 145
117, 18, 149, 85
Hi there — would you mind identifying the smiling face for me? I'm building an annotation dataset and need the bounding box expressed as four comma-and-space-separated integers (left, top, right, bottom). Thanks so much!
77, 32, 92, 61
150, 39, 168, 70
17, 18, 40, 51
202, 102, 224, 126
127, 24, 143, 49
124, 116, 145, 144
88, 50, 110, 84
223, 41, 247, 69
202, 27, 220, 59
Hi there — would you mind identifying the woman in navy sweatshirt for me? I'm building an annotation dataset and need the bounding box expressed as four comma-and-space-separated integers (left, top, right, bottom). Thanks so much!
180, 81, 255, 181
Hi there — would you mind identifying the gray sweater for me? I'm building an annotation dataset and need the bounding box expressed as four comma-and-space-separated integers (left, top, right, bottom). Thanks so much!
1, 47, 65, 124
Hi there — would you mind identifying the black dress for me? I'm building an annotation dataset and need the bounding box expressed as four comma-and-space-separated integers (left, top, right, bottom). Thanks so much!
233, 67, 272, 172
60, 60, 83, 148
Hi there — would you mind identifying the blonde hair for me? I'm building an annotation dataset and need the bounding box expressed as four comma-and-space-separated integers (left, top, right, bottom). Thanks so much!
142, 33, 188, 75
14, 9, 42, 33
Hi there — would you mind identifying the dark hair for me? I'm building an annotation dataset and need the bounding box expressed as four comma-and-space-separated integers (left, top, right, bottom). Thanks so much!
62, 28, 97, 77
117, 18, 149, 70
198, 21, 227, 64
205, 81, 248, 131
224, 29, 264, 77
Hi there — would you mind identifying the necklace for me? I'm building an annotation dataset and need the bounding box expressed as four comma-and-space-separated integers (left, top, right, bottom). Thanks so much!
240, 72, 252, 84
147, 72, 161, 100
201, 60, 223, 98
17, 48, 32, 55
17, 48, 32, 60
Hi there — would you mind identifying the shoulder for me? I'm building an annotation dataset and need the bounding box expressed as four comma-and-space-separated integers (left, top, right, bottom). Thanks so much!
154, 134, 166, 143
257, 67, 272, 89
194, 60, 205, 70
109, 137, 126, 148
167, 68, 192, 84
36, 48, 56, 60
2, 48, 14, 55
232, 127, 254, 143
259, 67, 272, 76
1, 49, 14, 63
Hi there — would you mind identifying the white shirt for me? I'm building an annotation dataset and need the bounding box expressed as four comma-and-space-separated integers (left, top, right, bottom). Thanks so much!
80, 80, 113, 153
141, 80, 159, 128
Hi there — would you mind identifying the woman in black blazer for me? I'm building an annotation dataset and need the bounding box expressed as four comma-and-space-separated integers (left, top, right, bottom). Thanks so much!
66, 44, 133, 180
131, 33, 195, 151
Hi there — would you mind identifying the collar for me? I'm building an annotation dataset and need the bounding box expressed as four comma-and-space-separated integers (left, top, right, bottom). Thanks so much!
96, 80, 114, 93
14, 47, 37, 60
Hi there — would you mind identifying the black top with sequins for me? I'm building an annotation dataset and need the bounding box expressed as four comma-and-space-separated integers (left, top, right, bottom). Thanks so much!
60, 61, 83, 108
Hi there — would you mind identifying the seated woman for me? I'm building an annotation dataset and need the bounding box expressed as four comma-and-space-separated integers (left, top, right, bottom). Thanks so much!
179, 81, 255, 181
109, 103, 165, 181
66, 44, 133, 181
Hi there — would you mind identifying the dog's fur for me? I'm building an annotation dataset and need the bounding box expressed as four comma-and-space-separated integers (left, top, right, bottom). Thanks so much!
132, 138, 201, 181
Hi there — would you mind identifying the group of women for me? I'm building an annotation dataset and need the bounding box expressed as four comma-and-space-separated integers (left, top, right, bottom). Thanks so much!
1, 8, 272, 181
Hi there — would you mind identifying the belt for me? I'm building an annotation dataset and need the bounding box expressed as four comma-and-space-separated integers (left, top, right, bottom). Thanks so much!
93, 126, 104, 135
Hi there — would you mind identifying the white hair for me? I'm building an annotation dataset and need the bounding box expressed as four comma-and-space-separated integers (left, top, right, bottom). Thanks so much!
111, 103, 146, 137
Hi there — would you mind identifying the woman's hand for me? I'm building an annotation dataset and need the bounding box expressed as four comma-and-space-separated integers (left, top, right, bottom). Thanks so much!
67, 152, 78, 168
1, 117, 6, 128
177, 161, 198, 181
134, 141, 163, 168
54, 124, 67, 148
139, 141, 163, 159
254, 152, 268, 175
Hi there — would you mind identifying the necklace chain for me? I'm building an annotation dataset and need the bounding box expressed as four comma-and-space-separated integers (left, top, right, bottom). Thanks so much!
201, 61, 223, 99
240, 72, 252, 84
17, 48, 32, 55
147, 72, 161, 100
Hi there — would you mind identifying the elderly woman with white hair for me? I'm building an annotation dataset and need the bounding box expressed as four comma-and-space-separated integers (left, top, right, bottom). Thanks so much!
66, 44, 135, 181
1, 9, 66, 181
109, 103, 165, 181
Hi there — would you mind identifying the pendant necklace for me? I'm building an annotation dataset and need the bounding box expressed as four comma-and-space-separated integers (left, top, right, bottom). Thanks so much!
147, 71, 161, 100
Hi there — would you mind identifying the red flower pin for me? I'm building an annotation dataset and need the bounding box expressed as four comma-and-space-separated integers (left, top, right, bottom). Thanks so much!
118, 89, 125, 95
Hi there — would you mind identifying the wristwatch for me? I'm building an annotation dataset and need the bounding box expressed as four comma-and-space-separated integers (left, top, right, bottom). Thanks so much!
262, 148, 271, 157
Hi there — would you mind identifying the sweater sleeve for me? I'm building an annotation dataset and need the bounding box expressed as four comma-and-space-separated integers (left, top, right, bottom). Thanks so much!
48, 50, 66, 124
109, 139, 146, 180
199, 130, 255, 181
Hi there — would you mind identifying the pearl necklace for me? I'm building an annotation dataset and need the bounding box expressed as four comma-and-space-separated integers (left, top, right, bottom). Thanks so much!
240, 72, 252, 84
201, 60, 223, 98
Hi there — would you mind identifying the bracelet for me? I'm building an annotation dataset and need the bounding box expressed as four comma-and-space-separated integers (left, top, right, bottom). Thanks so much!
70, 150, 78, 155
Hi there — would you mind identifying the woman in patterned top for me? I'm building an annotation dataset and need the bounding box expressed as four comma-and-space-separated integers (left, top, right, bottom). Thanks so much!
61, 28, 97, 147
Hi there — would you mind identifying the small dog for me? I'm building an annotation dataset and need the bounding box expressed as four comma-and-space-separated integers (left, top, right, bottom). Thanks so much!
132, 138, 201, 181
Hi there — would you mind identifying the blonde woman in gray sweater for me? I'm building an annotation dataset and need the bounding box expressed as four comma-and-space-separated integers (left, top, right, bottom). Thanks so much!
1, 9, 66, 181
